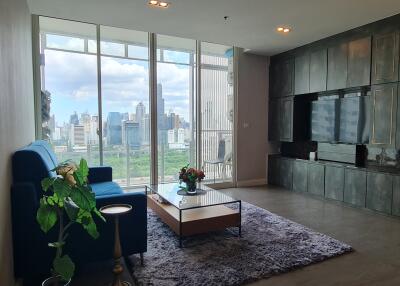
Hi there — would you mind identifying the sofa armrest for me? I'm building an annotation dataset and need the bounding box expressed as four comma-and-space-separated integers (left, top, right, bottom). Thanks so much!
88, 166, 112, 183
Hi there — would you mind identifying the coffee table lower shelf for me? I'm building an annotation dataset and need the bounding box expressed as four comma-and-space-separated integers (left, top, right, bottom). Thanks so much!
147, 195, 241, 247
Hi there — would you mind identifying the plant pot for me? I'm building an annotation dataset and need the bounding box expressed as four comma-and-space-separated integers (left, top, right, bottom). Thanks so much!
186, 182, 197, 194
42, 276, 71, 286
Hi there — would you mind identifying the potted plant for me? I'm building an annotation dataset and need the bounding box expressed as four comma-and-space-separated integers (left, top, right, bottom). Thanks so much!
179, 165, 205, 194
37, 159, 105, 286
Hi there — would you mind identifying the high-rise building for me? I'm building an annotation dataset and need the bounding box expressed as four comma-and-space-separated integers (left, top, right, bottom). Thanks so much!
69, 111, 79, 125
142, 114, 150, 145
107, 112, 122, 145
136, 102, 145, 124
122, 120, 140, 149
69, 124, 86, 147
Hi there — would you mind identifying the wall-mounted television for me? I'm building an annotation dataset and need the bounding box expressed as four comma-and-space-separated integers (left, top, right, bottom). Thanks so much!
311, 97, 339, 142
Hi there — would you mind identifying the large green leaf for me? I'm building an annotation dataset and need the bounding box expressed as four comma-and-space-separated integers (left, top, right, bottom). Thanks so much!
36, 198, 58, 233
53, 255, 75, 282
41, 177, 56, 192
79, 159, 89, 179
64, 199, 79, 221
77, 210, 99, 239
53, 179, 71, 200
70, 186, 96, 211
74, 159, 89, 185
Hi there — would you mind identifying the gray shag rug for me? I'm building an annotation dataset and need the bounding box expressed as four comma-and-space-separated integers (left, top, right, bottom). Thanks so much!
130, 202, 352, 286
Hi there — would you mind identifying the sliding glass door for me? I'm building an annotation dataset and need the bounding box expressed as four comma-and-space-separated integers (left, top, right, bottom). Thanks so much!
201, 43, 234, 183
37, 16, 235, 187
156, 35, 196, 183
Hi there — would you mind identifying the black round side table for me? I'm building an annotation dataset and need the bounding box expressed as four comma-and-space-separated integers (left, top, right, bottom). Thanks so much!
100, 204, 133, 286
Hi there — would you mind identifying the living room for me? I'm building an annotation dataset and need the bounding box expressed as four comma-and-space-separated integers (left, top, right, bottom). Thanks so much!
1, 0, 400, 285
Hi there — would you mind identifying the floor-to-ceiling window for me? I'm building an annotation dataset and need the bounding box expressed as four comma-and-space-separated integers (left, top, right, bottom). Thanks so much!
39, 17, 100, 166
156, 35, 196, 183
100, 26, 150, 186
37, 16, 234, 187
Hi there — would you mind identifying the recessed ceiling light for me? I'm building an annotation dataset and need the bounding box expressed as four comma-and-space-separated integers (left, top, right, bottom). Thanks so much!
148, 0, 170, 8
276, 26, 291, 33
159, 1, 169, 7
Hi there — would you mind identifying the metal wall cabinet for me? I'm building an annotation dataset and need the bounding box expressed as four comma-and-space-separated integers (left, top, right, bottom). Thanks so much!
344, 168, 367, 208
372, 31, 399, 85
310, 48, 328, 93
347, 36, 372, 88
280, 158, 293, 190
307, 162, 325, 197
327, 42, 348, 90
268, 98, 280, 141
280, 97, 294, 142
325, 164, 344, 201
268, 156, 281, 186
370, 83, 398, 148
271, 59, 294, 98
366, 171, 393, 214
293, 160, 308, 193
294, 53, 310, 95
392, 175, 400, 216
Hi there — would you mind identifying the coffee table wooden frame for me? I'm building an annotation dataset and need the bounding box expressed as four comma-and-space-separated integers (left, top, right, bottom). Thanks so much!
145, 185, 241, 247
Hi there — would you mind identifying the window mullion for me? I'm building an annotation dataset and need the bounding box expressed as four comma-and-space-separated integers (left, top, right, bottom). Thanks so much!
96, 24, 104, 165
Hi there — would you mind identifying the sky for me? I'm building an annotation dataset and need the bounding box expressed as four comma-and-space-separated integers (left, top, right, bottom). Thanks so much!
44, 48, 192, 126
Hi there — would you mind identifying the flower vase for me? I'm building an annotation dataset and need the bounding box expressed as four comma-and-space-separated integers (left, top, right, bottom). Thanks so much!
186, 181, 197, 195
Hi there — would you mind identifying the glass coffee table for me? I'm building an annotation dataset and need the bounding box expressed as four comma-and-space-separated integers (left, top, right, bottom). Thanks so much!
146, 183, 241, 247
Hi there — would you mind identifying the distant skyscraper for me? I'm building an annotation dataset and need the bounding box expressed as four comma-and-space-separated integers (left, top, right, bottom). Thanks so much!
122, 120, 140, 149
136, 102, 145, 144
107, 112, 122, 145
142, 114, 150, 145
69, 124, 86, 147
136, 102, 145, 123
69, 112, 79, 125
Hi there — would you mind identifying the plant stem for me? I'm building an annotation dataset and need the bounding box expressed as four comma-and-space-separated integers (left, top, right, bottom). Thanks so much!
56, 207, 64, 259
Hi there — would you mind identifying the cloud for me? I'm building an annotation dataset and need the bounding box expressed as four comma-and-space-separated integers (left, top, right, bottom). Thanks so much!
44, 49, 193, 123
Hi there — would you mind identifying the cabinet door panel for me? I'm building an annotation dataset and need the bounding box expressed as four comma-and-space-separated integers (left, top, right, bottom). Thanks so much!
392, 175, 400, 216
325, 165, 344, 201
344, 168, 366, 207
308, 163, 325, 197
281, 59, 294, 97
366, 172, 393, 214
370, 83, 398, 147
268, 99, 280, 141
310, 49, 327, 93
268, 156, 281, 186
293, 161, 308, 193
295, 54, 310, 95
327, 43, 348, 90
280, 159, 293, 190
280, 97, 293, 142
347, 37, 371, 88
372, 31, 399, 84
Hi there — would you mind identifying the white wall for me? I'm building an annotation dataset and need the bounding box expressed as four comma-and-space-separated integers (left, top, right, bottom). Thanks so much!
236, 49, 270, 186
0, 0, 35, 284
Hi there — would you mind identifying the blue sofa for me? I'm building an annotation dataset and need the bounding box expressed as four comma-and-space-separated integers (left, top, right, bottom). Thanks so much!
11, 140, 147, 280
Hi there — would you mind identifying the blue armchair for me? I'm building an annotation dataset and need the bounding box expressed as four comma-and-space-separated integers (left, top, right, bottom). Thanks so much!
11, 140, 147, 281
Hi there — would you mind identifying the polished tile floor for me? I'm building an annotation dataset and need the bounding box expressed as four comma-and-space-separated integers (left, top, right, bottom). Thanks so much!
222, 185, 400, 286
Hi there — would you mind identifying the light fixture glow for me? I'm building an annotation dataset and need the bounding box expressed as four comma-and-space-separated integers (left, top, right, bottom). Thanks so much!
277, 26, 291, 33
149, 0, 158, 4
159, 1, 169, 7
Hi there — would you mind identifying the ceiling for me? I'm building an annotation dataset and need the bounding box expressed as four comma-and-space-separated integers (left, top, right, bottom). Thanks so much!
27, 0, 400, 56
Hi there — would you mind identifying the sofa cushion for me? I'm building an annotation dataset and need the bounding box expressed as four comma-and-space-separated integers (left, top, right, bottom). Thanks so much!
91, 181, 123, 197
